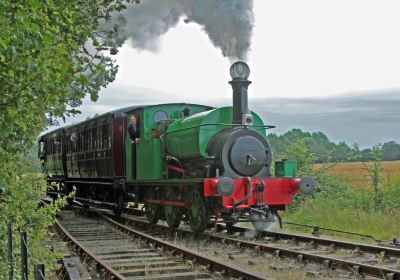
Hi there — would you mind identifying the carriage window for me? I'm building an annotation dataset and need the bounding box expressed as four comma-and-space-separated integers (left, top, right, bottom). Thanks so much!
52, 134, 60, 153
70, 132, 78, 153
87, 129, 91, 151
102, 123, 109, 149
84, 129, 89, 151
92, 127, 97, 150
56, 137, 61, 153
153, 111, 168, 123
80, 131, 84, 152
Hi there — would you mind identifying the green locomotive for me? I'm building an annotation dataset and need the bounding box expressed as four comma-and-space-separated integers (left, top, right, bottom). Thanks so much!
39, 62, 315, 232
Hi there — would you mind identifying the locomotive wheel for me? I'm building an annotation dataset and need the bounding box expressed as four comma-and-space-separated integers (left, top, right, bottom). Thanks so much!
164, 187, 182, 228
145, 187, 161, 224
186, 188, 208, 233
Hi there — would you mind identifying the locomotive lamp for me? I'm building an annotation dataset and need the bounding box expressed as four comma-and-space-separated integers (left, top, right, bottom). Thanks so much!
229, 61, 253, 125
230, 61, 250, 80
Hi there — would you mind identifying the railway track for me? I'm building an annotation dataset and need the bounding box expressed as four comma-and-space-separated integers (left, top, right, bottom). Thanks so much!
112, 209, 400, 280
53, 209, 267, 279
125, 206, 400, 257
46, 198, 400, 279
223, 224, 400, 257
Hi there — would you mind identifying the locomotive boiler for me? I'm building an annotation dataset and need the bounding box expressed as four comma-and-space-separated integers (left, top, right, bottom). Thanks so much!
39, 62, 316, 232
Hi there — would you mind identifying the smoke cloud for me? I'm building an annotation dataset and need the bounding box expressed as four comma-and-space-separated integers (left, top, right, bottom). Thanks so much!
112, 0, 254, 60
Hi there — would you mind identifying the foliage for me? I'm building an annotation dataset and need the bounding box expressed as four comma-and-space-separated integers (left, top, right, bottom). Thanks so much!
284, 140, 317, 173
0, 0, 131, 149
380, 175, 400, 211
284, 142, 400, 240
285, 173, 400, 240
0, 0, 134, 278
362, 145, 383, 195
20, 142, 43, 173
382, 141, 400, 161
0, 151, 67, 276
268, 128, 400, 163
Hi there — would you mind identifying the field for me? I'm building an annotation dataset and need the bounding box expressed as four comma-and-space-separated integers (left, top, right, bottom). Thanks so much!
282, 160, 400, 241
314, 160, 400, 189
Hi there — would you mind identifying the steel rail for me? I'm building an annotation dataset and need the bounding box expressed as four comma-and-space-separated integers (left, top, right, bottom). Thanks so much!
226, 225, 400, 258
53, 218, 126, 280
98, 212, 268, 280
113, 214, 400, 280
121, 206, 400, 258
47, 200, 400, 279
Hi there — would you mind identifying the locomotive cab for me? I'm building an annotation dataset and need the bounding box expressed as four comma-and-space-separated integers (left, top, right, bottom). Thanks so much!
124, 104, 214, 182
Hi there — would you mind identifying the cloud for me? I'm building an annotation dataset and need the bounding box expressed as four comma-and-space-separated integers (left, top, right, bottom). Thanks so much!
249, 89, 400, 147
51, 86, 400, 148
52, 84, 180, 128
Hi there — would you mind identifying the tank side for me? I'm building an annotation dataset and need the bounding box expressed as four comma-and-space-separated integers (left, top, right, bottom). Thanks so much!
198, 106, 266, 157
166, 110, 211, 158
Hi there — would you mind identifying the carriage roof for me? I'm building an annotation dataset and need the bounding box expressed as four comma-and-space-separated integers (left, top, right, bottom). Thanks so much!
39, 103, 213, 139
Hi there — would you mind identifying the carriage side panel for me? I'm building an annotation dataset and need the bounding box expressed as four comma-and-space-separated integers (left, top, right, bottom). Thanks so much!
112, 116, 125, 177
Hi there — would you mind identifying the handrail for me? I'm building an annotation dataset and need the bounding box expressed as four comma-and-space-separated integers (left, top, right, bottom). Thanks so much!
167, 123, 276, 134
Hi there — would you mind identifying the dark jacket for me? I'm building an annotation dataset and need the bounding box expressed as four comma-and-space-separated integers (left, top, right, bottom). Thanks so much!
128, 124, 140, 140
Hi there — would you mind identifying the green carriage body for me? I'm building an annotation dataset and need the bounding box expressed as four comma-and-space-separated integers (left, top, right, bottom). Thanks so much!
125, 103, 213, 181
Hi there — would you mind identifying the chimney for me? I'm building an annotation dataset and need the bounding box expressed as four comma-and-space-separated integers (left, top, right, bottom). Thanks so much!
229, 61, 253, 125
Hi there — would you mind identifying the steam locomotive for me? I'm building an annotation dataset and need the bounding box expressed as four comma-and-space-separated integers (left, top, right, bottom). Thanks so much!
39, 62, 315, 232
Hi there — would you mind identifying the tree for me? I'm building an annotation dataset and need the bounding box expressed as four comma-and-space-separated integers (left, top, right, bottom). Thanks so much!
284, 140, 317, 173
0, 1, 134, 277
349, 143, 361, 162
0, 0, 133, 149
360, 148, 374, 162
381, 141, 400, 161
330, 141, 352, 162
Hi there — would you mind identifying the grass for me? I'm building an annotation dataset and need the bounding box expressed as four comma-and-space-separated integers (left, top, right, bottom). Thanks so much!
283, 199, 400, 242
283, 168, 400, 242
314, 160, 400, 189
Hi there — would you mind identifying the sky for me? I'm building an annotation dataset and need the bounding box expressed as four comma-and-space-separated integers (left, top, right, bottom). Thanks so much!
59, 0, 400, 147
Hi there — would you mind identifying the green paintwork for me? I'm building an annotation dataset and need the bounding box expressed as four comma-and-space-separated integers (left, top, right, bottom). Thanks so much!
125, 104, 212, 181
137, 139, 163, 180
275, 160, 297, 177
166, 106, 266, 159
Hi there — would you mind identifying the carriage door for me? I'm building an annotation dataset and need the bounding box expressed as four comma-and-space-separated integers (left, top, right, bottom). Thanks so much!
125, 112, 141, 180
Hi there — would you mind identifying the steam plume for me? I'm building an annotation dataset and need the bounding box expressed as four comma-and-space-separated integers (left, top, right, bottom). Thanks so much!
112, 0, 254, 60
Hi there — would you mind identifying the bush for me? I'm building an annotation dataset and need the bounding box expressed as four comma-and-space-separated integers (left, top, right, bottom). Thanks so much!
0, 150, 66, 278
289, 170, 351, 212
